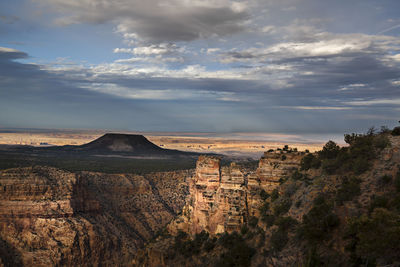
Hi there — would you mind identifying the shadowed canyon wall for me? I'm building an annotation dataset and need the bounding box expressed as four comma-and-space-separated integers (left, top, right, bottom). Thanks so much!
169, 152, 302, 236
0, 167, 192, 266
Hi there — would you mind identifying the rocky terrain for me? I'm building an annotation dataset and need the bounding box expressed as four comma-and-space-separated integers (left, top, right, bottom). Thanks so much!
1, 128, 400, 266
0, 167, 192, 266
136, 130, 400, 267
165, 152, 302, 237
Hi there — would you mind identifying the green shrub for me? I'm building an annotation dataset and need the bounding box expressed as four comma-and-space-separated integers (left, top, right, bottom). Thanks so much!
345, 208, 400, 264
373, 135, 390, 150
203, 237, 216, 252
259, 202, 269, 214
291, 170, 303, 180
173, 230, 209, 256
281, 154, 287, 161
271, 188, 279, 201
270, 229, 288, 252
392, 194, 400, 212
217, 232, 256, 267
300, 153, 321, 170
321, 159, 339, 174
240, 225, 249, 235
261, 214, 275, 226
395, 169, 400, 193
259, 202, 270, 223
275, 216, 298, 231
193, 231, 209, 246
278, 176, 288, 185
273, 198, 292, 216
377, 174, 392, 186
319, 141, 340, 160
353, 157, 369, 174
369, 195, 389, 212
319, 132, 384, 175
259, 189, 270, 201
391, 126, 400, 136
284, 183, 298, 197
380, 126, 391, 134
248, 216, 258, 228
303, 248, 322, 267
335, 176, 362, 205
298, 195, 339, 243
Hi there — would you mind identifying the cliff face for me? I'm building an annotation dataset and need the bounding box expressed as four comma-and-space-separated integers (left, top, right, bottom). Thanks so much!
169, 152, 302, 236
257, 152, 302, 192
139, 134, 400, 267
0, 166, 192, 266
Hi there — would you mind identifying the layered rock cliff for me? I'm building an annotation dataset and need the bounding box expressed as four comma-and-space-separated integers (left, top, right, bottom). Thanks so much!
137, 133, 400, 267
167, 151, 302, 236
0, 167, 192, 266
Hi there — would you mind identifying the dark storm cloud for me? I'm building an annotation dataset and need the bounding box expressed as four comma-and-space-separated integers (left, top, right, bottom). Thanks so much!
1, 45, 399, 133
2, 0, 400, 133
0, 47, 27, 60
36, 0, 249, 43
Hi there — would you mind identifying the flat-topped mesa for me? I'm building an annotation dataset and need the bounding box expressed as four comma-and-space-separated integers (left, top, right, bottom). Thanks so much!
257, 151, 302, 192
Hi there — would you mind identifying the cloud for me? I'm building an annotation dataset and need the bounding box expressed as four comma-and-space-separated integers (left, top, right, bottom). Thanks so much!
1, 44, 400, 133
283, 106, 353, 110
3, 0, 400, 133
114, 43, 183, 56
0, 47, 28, 60
219, 32, 400, 64
261, 25, 276, 34
344, 99, 400, 106
206, 48, 221, 54
36, 0, 249, 43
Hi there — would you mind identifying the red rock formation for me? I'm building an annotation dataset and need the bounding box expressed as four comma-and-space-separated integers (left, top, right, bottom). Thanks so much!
0, 166, 192, 266
257, 152, 303, 192
170, 152, 301, 236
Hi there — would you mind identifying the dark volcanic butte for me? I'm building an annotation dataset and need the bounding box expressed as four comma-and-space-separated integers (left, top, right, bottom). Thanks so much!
58, 133, 197, 156
78, 134, 165, 153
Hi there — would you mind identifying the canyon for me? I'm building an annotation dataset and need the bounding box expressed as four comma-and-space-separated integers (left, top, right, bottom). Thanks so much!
0, 145, 302, 266
137, 133, 400, 267
168, 152, 302, 236
0, 166, 192, 266
1, 131, 400, 266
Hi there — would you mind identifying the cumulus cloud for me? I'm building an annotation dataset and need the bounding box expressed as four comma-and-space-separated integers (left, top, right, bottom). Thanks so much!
36, 0, 249, 43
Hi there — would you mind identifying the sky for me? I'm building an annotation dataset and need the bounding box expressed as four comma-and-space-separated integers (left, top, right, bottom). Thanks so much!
0, 0, 399, 134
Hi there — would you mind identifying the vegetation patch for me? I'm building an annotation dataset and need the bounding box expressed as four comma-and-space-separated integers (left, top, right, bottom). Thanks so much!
335, 176, 362, 205
345, 208, 400, 265
270, 229, 288, 252
313, 130, 390, 175
273, 198, 292, 216
217, 232, 256, 267
300, 153, 321, 171
298, 195, 339, 243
